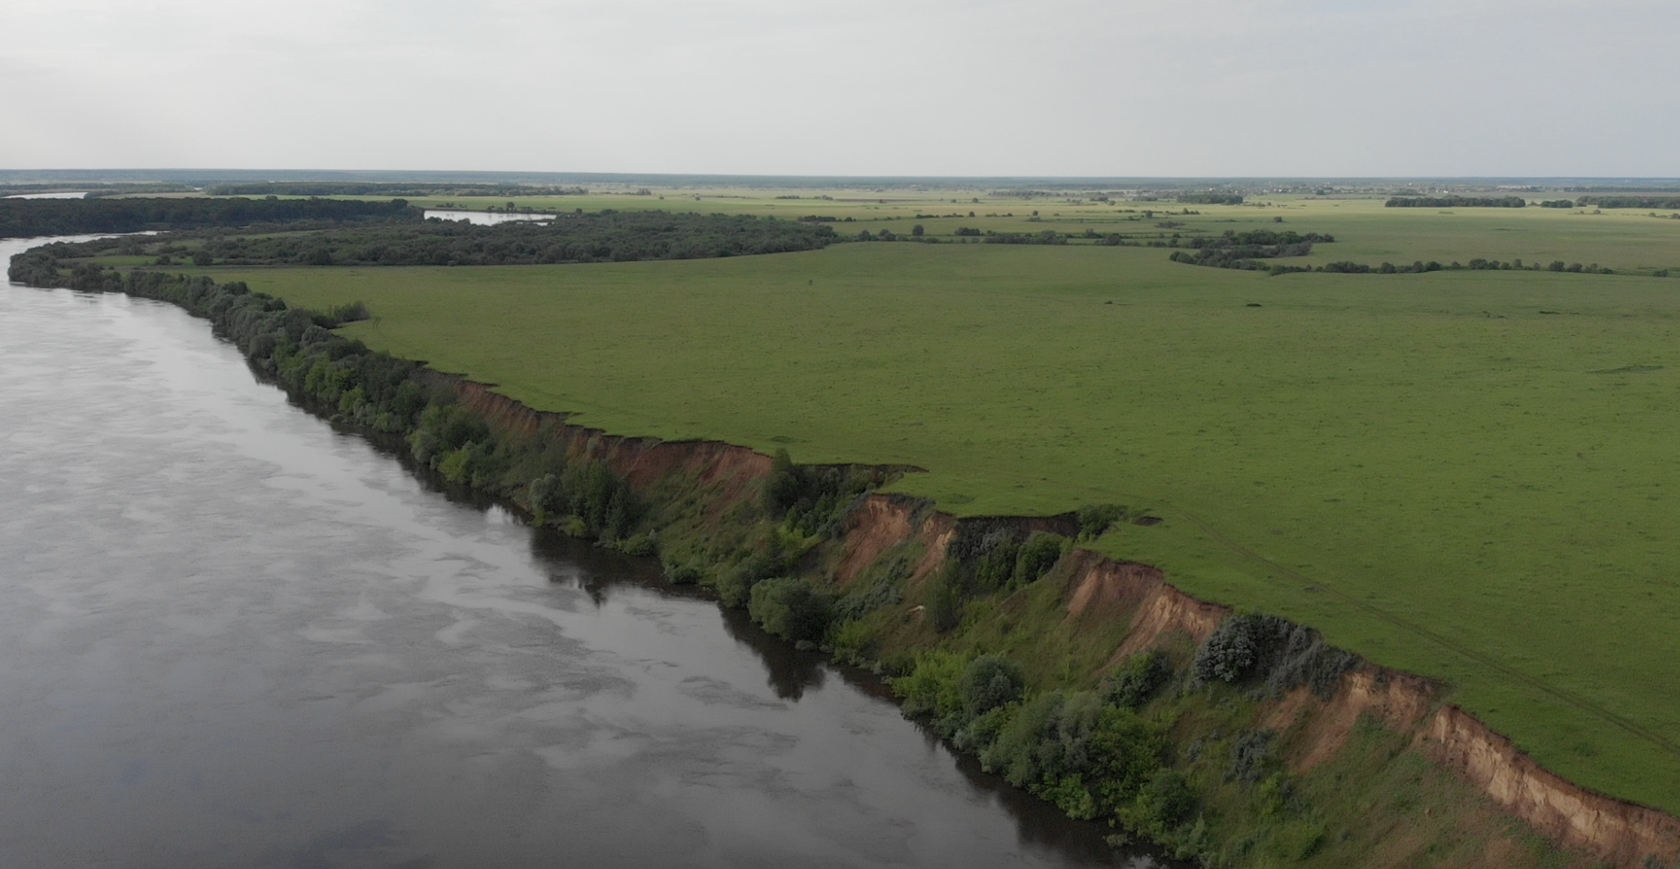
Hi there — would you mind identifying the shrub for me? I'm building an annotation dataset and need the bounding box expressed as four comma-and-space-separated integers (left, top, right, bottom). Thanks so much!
978, 692, 1168, 817
1103, 650, 1172, 709
663, 558, 704, 585
928, 562, 966, 632
894, 651, 967, 723
831, 618, 880, 664
961, 654, 1026, 716
1076, 504, 1126, 539
1012, 533, 1066, 587
1192, 613, 1356, 698
1227, 729, 1276, 783
748, 577, 834, 643
1123, 768, 1198, 836
715, 550, 783, 607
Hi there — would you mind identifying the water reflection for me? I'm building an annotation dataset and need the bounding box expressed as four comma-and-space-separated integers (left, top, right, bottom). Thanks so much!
423, 208, 556, 225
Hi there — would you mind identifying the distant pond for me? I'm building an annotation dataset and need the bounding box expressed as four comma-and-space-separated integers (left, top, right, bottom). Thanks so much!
424, 208, 557, 226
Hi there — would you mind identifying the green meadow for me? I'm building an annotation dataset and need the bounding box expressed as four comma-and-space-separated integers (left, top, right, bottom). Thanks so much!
200, 198, 1680, 813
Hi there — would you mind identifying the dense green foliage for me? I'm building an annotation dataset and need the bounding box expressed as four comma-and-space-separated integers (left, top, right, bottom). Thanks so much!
1575, 195, 1680, 209
1192, 614, 1356, 699
1176, 193, 1244, 205
0, 196, 417, 238
747, 577, 835, 643
895, 651, 1180, 837
1169, 229, 1334, 269
1384, 195, 1526, 208
40, 210, 839, 266
762, 448, 885, 537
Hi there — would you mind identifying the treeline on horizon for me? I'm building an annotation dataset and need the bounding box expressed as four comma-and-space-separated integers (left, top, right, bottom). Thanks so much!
1385, 194, 1680, 210
1575, 195, 1680, 209
1384, 195, 1527, 208
34, 210, 840, 268
1169, 247, 1651, 278
206, 182, 591, 198
0, 197, 418, 239
0, 183, 195, 197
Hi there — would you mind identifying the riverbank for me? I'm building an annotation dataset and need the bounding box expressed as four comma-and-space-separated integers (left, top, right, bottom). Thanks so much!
14, 258, 1677, 868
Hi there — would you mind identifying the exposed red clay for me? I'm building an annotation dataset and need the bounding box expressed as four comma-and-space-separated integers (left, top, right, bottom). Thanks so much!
1425, 706, 1680, 867
834, 495, 919, 586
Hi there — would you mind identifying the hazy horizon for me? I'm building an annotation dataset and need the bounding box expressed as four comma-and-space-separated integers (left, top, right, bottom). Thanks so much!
3, 1, 1676, 177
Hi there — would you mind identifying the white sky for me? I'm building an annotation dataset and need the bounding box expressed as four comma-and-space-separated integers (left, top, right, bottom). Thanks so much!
1, 0, 1674, 177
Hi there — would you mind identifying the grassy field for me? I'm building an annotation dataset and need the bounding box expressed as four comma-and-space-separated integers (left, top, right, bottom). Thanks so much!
189, 197, 1680, 814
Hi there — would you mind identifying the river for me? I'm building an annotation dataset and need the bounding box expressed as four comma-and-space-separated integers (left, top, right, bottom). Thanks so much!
0, 236, 1165, 869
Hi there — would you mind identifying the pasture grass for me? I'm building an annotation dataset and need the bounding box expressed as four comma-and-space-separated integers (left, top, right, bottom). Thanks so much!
197, 211, 1680, 814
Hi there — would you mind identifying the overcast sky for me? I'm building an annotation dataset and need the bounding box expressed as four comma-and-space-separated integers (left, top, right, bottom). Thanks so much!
1, 0, 1674, 177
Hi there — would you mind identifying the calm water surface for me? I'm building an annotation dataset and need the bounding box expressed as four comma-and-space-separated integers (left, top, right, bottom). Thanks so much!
423, 209, 555, 225
0, 237, 1166, 869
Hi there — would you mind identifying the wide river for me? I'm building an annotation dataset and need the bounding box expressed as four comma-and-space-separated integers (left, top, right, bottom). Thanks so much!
0, 236, 1166, 869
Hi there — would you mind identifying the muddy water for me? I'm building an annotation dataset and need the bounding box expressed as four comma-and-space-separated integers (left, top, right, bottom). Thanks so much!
0, 237, 1165, 869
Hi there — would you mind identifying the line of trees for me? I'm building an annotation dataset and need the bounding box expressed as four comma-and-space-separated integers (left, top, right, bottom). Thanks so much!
1168, 229, 1333, 269
35, 210, 841, 267
206, 182, 590, 197
1384, 196, 1526, 208
1175, 193, 1244, 205
0, 197, 418, 239
1575, 195, 1680, 209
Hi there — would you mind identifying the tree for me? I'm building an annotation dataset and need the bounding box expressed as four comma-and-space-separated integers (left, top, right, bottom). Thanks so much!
911, 224, 925, 237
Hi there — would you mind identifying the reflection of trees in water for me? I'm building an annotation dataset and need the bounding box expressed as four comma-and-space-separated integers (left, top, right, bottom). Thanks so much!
523, 528, 827, 699
718, 605, 826, 700
526, 526, 675, 607
514, 523, 1159, 866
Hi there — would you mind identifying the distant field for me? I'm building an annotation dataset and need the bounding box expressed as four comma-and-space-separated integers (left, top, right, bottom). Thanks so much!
179, 200, 1680, 815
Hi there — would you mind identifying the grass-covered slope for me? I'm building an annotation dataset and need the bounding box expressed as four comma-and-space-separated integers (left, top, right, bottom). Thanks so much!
202, 240, 1680, 814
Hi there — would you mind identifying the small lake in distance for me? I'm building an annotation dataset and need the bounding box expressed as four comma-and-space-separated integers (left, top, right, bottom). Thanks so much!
424, 208, 556, 225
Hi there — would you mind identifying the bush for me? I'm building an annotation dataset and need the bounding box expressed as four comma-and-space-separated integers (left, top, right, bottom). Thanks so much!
748, 577, 834, 643
1124, 768, 1198, 835
715, 550, 784, 607
1103, 650, 1171, 709
760, 448, 876, 538
1012, 533, 1066, 587
1192, 613, 1356, 698
977, 692, 1168, 818
961, 654, 1026, 716
1227, 729, 1276, 783
831, 618, 880, 664
663, 558, 705, 585
1076, 504, 1126, 539
894, 651, 967, 724
928, 561, 966, 632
